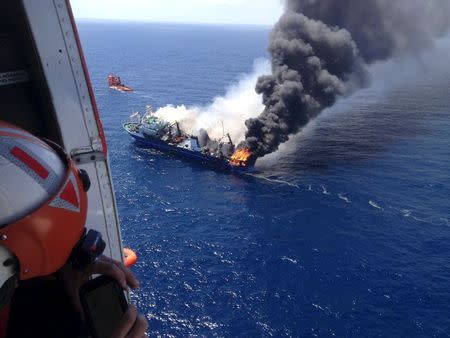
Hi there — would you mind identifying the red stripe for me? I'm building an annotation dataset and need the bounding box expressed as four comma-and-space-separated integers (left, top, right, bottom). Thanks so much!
10, 146, 49, 179
60, 180, 79, 208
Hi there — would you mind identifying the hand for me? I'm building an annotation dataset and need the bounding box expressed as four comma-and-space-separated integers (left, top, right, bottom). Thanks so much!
111, 304, 148, 338
60, 255, 139, 314
60, 255, 148, 337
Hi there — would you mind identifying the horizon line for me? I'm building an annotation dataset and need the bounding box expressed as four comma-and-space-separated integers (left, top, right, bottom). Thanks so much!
74, 17, 274, 28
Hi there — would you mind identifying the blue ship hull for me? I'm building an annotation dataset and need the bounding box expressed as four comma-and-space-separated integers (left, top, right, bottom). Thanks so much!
123, 123, 251, 172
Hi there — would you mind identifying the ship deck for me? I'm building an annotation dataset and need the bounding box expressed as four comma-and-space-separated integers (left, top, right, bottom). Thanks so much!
123, 122, 252, 172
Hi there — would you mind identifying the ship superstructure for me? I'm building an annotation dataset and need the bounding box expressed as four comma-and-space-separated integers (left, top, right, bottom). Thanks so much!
123, 106, 255, 171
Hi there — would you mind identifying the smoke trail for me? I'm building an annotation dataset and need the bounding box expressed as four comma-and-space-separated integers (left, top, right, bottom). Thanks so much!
155, 59, 270, 143
241, 0, 450, 158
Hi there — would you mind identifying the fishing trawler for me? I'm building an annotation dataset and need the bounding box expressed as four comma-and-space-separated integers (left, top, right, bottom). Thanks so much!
123, 106, 255, 171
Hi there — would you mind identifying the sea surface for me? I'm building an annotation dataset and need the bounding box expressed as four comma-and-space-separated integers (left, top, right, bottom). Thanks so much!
77, 21, 450, 337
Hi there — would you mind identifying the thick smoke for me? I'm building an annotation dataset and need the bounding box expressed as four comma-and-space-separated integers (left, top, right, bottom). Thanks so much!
242, 0, 450, 158
155, 59, 269, 143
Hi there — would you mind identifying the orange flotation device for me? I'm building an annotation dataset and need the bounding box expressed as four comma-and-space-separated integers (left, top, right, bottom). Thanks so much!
122, 248, 138, 267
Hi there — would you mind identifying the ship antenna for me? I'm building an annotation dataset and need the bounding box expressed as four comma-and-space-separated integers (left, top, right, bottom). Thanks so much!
221, 121, 225, 138
227, 133, 234, 147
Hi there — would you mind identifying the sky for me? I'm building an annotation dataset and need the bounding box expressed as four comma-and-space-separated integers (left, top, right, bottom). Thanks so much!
70, 0, 284, 26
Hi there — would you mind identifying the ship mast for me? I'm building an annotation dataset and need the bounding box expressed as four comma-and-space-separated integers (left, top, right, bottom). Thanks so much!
227, 133, 234, 147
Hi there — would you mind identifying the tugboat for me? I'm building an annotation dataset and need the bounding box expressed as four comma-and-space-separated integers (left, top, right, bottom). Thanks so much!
123, 106, 255, 171
107, 74, 133, 92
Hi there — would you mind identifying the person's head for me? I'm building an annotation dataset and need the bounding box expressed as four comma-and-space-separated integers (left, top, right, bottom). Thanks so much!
0, 121, 92, 308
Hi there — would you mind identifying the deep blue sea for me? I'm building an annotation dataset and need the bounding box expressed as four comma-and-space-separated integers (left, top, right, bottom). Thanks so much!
77, 21, 450, 337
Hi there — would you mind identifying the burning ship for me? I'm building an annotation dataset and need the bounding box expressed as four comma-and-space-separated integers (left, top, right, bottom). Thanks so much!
107, 74, 133, 92
123, 106, 255, 171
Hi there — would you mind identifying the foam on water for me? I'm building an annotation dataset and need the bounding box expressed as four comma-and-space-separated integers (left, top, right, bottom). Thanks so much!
338, 194, 351, 203
369, 200, 382, 210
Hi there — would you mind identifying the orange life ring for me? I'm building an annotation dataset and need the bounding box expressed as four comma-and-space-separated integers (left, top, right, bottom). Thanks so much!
123, 248, 138, 267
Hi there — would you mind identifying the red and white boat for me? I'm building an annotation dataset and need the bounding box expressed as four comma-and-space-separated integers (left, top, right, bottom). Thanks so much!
107, 74, 134, 92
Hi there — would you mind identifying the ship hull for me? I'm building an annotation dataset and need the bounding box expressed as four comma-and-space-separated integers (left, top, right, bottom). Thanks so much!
109, 85, 133, 92
123, 123, 251, 172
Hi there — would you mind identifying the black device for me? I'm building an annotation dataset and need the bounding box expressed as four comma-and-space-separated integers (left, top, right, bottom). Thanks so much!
71, 229, 106, 270
79, 275, 129, 338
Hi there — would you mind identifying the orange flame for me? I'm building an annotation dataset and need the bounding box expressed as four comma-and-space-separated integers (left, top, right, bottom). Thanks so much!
230, 148, 252, 167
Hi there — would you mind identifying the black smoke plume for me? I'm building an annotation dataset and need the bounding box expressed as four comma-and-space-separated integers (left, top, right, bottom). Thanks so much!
240, 0, 450, 158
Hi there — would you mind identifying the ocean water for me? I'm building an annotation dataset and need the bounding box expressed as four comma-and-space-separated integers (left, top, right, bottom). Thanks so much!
77, 21, 450, 337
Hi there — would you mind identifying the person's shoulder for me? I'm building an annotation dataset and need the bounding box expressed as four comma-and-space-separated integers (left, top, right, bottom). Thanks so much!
7, 278, 83, 338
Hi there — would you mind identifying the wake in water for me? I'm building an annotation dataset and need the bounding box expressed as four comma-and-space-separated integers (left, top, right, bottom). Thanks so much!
369, 200, 383, 210
244, 172, 300, 188
155, 59, 270, 144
